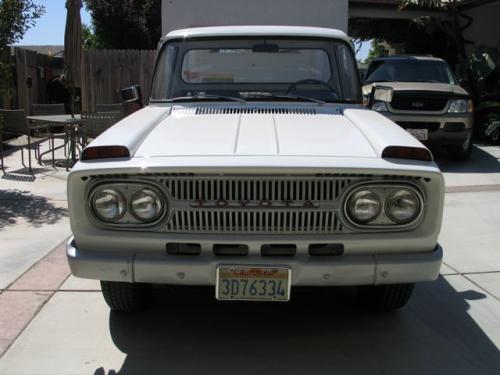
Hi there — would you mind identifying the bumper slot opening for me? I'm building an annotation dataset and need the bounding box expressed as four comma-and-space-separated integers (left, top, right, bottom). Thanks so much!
444, 122, 466, 132
261, 244, 297, 256
308, 243, 344, 256
166, 243, 201, 255
213, 244, 249, 256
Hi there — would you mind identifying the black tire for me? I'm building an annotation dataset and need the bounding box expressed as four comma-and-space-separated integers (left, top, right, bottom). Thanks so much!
357, 283, 414, 311
448, 138, 472, 161
100, 281, 151, 312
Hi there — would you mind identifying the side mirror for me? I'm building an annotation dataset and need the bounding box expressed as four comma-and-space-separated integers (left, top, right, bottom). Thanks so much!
121, 85, 143, 116
458, 78, 470, 87
121, 85, 142, 104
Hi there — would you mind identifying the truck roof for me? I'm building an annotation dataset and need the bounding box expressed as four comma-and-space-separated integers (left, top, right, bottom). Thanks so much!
163, 26, 350, 43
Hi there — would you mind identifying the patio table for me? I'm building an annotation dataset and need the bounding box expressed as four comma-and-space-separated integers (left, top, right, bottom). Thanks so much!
27, 114, 81, 168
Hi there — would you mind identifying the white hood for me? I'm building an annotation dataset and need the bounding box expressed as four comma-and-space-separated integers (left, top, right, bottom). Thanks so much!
134, 107, 378, 158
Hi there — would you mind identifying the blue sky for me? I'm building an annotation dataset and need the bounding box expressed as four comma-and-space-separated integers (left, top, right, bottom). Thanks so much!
18, 1, 91, 45
18, 1, 370, 60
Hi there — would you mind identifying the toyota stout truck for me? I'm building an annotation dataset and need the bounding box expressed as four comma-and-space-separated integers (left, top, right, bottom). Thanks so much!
66, 26, 444, 312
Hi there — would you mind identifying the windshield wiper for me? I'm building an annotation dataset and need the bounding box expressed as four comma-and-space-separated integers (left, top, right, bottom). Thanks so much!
248, 92, 324, 104
165, 94, 245, 103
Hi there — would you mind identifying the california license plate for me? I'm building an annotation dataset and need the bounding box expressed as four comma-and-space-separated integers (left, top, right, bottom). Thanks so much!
407, 128, 428, 141
216, 266, 291, 301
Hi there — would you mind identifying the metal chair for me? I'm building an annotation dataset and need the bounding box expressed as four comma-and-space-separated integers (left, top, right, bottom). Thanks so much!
32, 103, 70, 162
0, 109, 49, 176
79, 111, 122, 148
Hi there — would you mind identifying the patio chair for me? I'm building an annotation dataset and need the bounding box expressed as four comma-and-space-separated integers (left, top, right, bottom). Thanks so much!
32, 103, 70, 161
0, 109, 49, 176
79, 111, 122, 148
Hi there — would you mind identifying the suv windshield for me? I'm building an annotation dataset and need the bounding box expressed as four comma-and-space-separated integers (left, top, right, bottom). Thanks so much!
364, 59, 457, 84
151, 38, 361, 103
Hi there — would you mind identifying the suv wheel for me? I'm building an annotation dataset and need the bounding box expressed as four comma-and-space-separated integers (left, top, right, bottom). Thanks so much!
357, 283, 415, 311
448, 138, 472, 161
101, 281, 151, 312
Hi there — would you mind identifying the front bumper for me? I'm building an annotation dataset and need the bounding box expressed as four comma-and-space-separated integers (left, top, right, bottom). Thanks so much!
66, 238, 443, 286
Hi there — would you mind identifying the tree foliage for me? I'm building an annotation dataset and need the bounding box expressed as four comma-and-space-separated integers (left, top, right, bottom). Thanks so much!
0, 0, 44, 98
364, 39, 387, 64
84, 0, 161, 49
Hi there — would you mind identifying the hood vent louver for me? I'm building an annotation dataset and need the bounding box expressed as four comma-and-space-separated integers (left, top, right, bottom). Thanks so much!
194, 107, 317, 115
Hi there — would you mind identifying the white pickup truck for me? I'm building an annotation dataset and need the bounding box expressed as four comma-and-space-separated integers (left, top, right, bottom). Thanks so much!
66, 26, 444, 312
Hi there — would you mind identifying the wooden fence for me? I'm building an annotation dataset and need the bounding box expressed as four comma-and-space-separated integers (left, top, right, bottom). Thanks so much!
14, 47, 54, 113
81, 49, 157, 112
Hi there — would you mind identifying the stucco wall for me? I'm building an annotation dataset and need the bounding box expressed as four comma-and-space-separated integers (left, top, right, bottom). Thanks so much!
462, 2, 500, 52
161, 0, 348, 35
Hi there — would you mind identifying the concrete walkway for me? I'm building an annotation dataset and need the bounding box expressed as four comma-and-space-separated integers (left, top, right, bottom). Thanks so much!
0, 143, 499, 375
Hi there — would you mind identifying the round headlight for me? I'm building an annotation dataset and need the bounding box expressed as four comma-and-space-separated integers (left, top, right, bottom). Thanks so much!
92, 188, 126, 221
130, 189, 163, 221
385, 189, 421, 224
347, 190, 382, 224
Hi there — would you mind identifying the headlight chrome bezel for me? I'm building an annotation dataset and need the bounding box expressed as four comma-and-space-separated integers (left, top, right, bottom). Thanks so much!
343, 182, 424, 229
88, 180, 168, 228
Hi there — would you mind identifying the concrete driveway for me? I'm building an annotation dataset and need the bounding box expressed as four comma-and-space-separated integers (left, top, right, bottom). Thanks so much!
0, 144, 499, 375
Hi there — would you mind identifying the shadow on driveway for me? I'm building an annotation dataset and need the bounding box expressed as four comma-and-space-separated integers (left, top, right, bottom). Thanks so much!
437, 145, 500, 174
0, 190, 68, 229
98, 277, 499, 375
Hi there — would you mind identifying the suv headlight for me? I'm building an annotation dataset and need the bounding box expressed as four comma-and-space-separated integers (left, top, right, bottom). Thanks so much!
130, 188, 163, 222
92, 188, 126, 221
448, 99, 473, 113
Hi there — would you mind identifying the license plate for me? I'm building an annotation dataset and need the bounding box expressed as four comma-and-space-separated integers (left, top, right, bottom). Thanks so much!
216, 266, 291, 301
407, 128, 428, 141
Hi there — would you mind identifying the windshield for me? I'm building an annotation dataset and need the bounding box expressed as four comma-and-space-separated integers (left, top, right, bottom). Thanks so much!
150, 38, 361, 103
365, 59, 457, 84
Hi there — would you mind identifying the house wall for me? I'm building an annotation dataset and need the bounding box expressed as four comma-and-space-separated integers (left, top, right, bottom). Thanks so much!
161, 0, 348, 35
462, 2, 500, 52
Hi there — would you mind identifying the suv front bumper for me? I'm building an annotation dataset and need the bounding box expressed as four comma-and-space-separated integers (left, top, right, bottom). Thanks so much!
66, 238, 443, 286
382, 111, 473, 149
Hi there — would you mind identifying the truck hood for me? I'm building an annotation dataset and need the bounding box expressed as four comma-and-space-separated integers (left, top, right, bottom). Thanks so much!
86, 104, 428, 161
362, 82, 469, 97
134, 106, 378, 158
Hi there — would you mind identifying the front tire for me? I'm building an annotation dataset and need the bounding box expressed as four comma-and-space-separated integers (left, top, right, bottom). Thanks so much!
448, 137, 472, 161
357, 283, 414, 311
101, 281, 151, 312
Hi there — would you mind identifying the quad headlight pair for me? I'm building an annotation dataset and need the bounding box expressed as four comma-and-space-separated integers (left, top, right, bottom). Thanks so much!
91, 184, 165, 224
345, 185, 423, 227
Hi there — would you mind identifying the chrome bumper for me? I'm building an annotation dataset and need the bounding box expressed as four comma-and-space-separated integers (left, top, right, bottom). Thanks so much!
66, 239, 443, 286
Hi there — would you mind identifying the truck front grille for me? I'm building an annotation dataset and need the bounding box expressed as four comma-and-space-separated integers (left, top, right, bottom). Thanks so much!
390, 94, 448, 112
160, 175, 353, 234
85, 173, 427, 234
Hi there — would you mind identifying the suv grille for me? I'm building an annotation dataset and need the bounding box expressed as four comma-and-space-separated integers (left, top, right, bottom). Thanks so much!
391, 94, 448, 112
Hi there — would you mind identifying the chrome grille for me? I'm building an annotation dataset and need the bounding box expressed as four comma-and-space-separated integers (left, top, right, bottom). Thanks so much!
166, 210, 342, 233
159, 175, 358, 234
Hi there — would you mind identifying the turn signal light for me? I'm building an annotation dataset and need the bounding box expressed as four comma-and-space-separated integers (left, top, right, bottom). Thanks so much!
81, 146, 130, 161
382, 146, 432, 162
